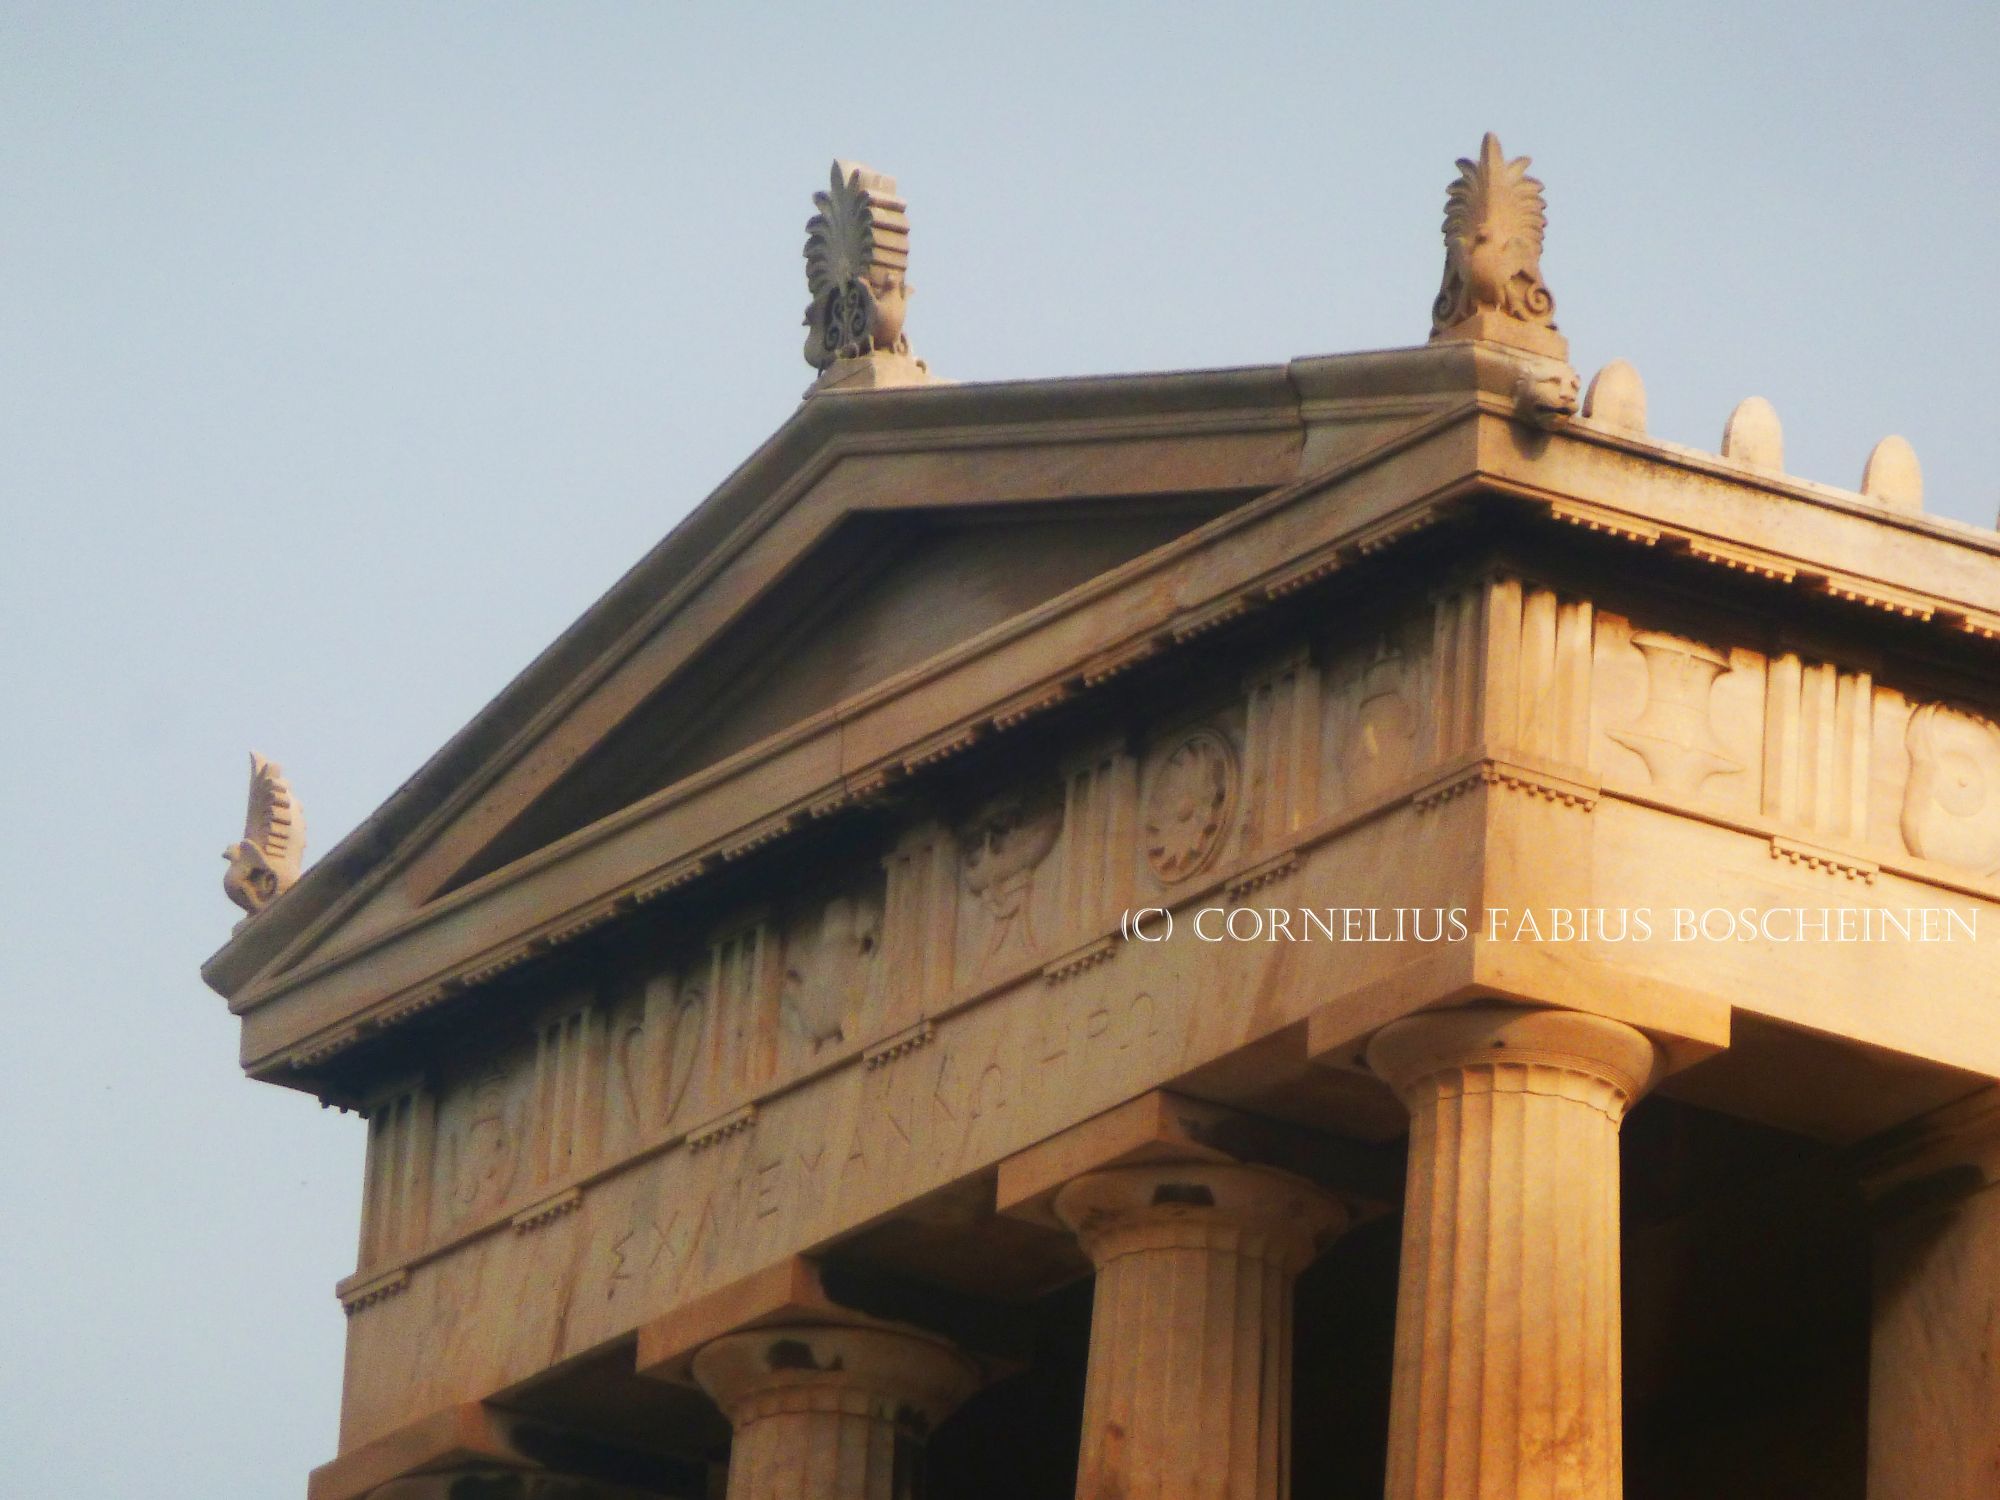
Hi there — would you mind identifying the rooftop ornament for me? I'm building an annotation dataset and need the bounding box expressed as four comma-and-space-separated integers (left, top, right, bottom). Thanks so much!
802, 160, 939, 395
222, 752, 305, 918
1430, 134, 1578, 422
1431, 133, 1566, 359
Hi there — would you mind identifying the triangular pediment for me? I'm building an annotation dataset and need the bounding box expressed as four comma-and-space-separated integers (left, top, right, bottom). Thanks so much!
205, 349, 1500, 1020
446, 496, 1239, 890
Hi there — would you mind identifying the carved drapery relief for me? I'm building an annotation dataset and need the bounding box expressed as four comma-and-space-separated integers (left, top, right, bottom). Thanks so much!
1763, 654, 1873, 840
1055, 741, 1140, 945
779, 888, 884, 1057
1901, 703, 2000, 874
1241, 652, 1322, 852
359, 1079, 434, 1268
1606, 631, 1744, 799
1142, 729, 1238, 883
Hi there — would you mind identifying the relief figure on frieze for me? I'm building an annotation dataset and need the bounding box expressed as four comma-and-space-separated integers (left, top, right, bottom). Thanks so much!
1608, 631, 1742, 798
1319, 628, 1421, 811
1343, 640, 1417, 802
1142, 728, 1238, 883
1901, 702, 2000, 874
444, 1070, 521, 1224
780, 888, 884, 1052
599, 985, 648, 1158
646, 970, 707, 1131
960, 785, 1063, 965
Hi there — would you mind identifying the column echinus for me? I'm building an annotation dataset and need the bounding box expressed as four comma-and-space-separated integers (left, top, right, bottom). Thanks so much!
692, 1322, 980, 1500
1055, 1160, 1347, 1500
1365, 1003, 1660, 1500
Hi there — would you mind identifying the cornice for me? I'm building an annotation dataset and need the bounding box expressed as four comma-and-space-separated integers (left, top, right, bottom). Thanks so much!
213, 351, 2000, 1087
203, 364, 1311, 998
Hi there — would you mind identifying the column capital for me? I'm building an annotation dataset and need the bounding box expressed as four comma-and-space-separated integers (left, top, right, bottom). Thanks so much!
1056, 1158, 1342, 1500
692, 1321, 979, 1432
1053, 1159, 1346, 1277
1365, 1001, 1659, 1122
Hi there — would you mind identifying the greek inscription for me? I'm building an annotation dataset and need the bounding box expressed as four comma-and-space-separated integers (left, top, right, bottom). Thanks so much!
753, 1157, 784, 1219
928, 1048, 960, 1122
971, 1061, 1008, 1120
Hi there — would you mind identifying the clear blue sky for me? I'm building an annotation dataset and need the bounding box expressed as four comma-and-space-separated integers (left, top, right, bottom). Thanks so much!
3, 4, 1995, 1493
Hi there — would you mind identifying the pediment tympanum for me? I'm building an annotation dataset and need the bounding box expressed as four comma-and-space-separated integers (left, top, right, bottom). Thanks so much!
203, 351, 1491, 1028
446, 498, 1245, 893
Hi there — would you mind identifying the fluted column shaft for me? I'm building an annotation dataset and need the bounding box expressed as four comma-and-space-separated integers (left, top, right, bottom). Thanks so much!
1366, 1004, 1659, 1500
693, 1323, 978, 1500
1055, 1161, 1347, 1500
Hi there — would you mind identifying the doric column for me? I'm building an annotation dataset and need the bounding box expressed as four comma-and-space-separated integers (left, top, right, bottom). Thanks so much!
1054, 1160, 1347, 1500
1365, 1003, 1659, 1500
692, 1323, 979, 1500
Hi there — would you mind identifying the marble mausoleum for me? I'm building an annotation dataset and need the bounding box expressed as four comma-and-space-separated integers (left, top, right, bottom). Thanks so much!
204, 141, 2000, 1500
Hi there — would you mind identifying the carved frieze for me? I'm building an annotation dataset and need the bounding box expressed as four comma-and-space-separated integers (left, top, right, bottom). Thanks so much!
1142, 729, 1238, 883
779, 887, 884, 1057
528, 1000, 603, 1187
1240, 651, 1321, 853
329, 566, 2000, 1392
358, 1078, 433, 1268
1490, 582, 1594, 769
1430, 587, 1483, 763
1610, 632, 1743, 798
1901, 703, 2000, 874
1321, 611, 1431, 811
600, 986, 648, 1160
1347, 641, 1418, 801
1054, 740, 1141, 944
650, 971, 707, 1131
959, 786, 1064, 970
1762, 654, 1872, 842
878, 820, 958, 1026
442, 1070, 524, 1229
709, 918, 780, 1094
1594, 613, 1760, 815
